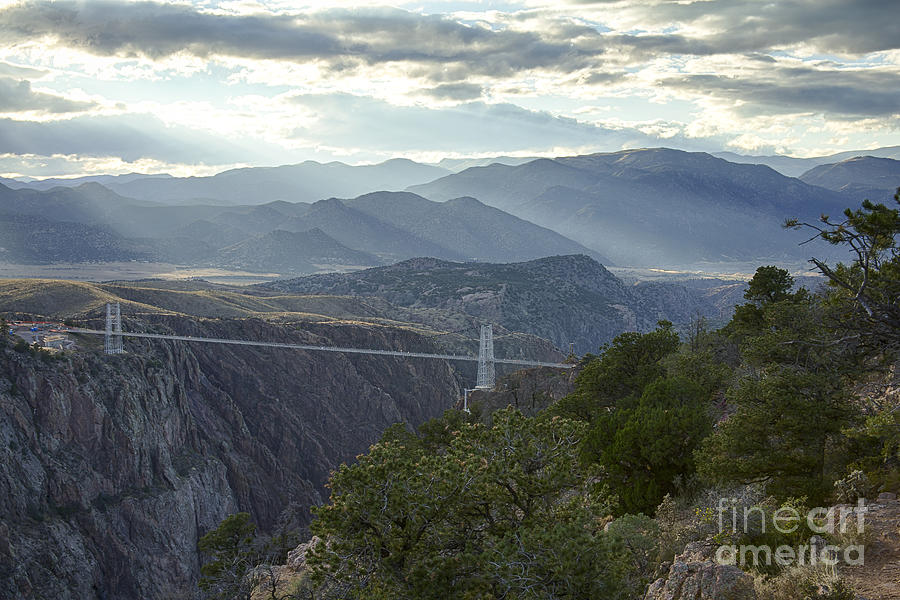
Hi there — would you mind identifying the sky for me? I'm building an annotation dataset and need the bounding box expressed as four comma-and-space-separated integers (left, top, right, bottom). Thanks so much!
0, 0, 898, 178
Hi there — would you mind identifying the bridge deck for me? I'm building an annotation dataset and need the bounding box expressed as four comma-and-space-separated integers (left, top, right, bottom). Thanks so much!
71, 328, 573, 369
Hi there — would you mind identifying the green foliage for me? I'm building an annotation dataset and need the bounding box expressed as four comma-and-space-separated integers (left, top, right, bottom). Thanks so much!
551, 321, 679, 422
603, 514, 661, 596
832, 469, 875, 503
697, 267, 856, 503
198, 512, 258, 600
698, 369, 852, 503
745, 265, 795, 305
664, 349, 733, 400
787, 188, 900, 354
843, 407, 900, 490
308, 408, 650, 599
695, 263, 864, 503
582, 376, 714, 514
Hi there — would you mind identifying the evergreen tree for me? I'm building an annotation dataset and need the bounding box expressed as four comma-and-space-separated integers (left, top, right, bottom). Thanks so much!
308, 408, 651, 599
198, 513, 258, 600
551, 321, 679, 422
581, 376, 713, 514
696, 266, 854, 502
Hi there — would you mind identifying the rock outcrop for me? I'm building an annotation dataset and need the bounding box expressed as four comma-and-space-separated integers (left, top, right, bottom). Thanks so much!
0, 315, 458, 599
644, 542, 757, 600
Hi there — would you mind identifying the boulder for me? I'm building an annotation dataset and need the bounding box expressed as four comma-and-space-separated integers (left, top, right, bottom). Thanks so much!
644, 542, 757, 600
287, 535, 322, 570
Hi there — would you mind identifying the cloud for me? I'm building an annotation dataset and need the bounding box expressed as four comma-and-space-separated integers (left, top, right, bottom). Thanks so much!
0, 61, 46, 79
422, 82, 483, 101
287, 93, 717, 154
0, 2, 610, 81
0, 77, 95, 113
574, 0, 900, 56
0, 0, 896, 177
0, 113, 263, 164
664, 66, 900, 118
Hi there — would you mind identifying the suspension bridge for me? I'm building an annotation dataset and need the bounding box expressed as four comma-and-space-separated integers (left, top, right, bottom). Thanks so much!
70, 303, 572, 391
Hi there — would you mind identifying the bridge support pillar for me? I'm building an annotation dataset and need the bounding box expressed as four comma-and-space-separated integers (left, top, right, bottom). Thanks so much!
105, 302, 124, 355
475, 324, 495, 390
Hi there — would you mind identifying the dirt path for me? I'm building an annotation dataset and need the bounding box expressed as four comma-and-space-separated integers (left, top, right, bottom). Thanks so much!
842, 496, 900, 600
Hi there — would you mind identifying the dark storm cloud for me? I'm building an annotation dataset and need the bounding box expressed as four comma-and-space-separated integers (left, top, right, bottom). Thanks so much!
665, 67, 900, 117
0, 78, 95, 113
0, 114, 256, 163
0, 1, 608, 80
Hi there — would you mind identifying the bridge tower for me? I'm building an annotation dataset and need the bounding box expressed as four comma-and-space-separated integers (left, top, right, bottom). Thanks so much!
105, 302, 124, 355
475, 323, 495, 390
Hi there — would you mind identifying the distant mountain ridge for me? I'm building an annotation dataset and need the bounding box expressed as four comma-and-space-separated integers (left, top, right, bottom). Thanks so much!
409, 147, 852, 266
799, 156, 900, 203
0, 183, 603, 273
4, 159, 451, 206
714, 145, 900, 177
5, 146, 888, 271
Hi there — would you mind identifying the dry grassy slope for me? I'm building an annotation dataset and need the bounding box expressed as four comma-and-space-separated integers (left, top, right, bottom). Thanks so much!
0, 278, 404, 323
0, 279, 160, 316
0, 278, 565, 364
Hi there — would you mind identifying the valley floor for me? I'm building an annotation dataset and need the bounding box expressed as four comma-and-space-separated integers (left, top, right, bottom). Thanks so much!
0, 261, 280, 285
0, 259, 809, 286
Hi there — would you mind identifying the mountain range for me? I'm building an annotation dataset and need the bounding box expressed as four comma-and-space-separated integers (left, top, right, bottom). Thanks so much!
3, 158, 450, 205
713, 145, 900, 177
0, 183, 602, 272
2, 146, 898, 272
409, 147, 862, 266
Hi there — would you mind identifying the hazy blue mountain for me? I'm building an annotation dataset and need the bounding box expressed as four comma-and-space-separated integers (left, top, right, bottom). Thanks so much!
279, 197, 458, 262
799, 156, 900, 203
0, 213, 153, 263
84, 159, 451, 205
0, 182, 602, 270
410, 148, 851, 266
0, 181, 154, 225
714, 145, 900, 177
435, 156, 539, 172
3, 172, 170, 191
211, 228, 382, 274
342, 192, 608, 264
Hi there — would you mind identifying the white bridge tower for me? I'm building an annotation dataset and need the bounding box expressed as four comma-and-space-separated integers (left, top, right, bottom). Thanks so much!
475, 323, 495, 390
104, 302, 124, 355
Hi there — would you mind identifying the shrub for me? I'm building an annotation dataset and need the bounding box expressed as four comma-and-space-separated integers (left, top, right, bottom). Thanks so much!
833, 470, 875, 504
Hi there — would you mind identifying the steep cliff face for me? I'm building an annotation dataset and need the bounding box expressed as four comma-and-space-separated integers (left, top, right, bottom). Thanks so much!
0, 316, 459, 599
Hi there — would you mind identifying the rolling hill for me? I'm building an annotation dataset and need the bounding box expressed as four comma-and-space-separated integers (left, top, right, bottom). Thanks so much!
262, 254, 738, 354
